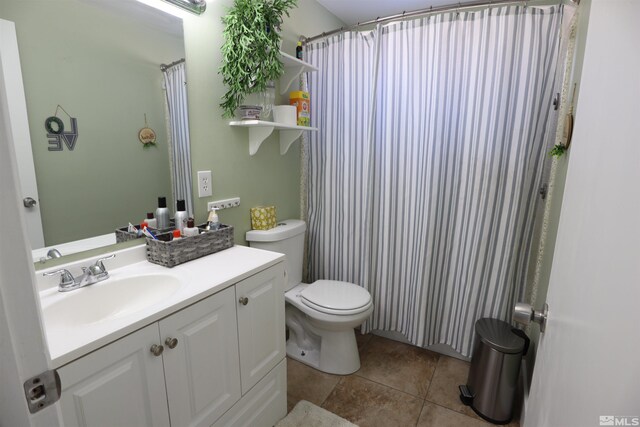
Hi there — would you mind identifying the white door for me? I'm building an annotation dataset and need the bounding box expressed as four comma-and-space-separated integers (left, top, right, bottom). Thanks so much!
236, 263, 286, 394
0, 18, 45, 248
160, 286, 241, 427
525, 1, 640, 426
57, 324, 170, 427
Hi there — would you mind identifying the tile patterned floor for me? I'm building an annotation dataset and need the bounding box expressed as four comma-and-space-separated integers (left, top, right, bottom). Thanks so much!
287, 333, 521, 427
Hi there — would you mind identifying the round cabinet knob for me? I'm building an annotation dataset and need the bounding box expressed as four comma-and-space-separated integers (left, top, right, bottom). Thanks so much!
150, 344, 164, 357
239, 296, 249, 306
165, 337, 178, 349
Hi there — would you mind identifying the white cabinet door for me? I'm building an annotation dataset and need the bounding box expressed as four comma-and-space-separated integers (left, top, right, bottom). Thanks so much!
160, 286, 242, 427
57, 324, 169, 427
236, 263, 286, 394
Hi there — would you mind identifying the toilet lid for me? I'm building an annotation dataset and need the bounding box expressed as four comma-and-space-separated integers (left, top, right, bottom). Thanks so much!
299, 280, 371, 314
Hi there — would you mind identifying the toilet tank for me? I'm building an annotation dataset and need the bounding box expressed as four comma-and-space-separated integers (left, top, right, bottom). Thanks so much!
245, 219, 306, 291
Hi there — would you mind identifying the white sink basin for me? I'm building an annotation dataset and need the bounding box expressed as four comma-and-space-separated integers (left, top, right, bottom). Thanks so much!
43, 274, 182, 328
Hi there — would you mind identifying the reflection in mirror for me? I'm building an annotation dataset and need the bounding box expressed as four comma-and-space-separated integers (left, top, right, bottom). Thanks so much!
1, 0, 192, 261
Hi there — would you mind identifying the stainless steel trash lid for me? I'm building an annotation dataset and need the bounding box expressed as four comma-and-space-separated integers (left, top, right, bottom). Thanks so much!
475, 318, 525, 354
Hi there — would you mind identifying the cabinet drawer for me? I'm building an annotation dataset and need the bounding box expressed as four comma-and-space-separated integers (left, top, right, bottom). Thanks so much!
212, 358, 287, 427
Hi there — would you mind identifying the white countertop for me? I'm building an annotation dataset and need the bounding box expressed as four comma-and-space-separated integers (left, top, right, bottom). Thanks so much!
39, 245, 284, 368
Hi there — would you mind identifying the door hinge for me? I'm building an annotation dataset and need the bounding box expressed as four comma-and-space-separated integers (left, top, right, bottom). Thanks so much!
539, 183, 549, 199
552, 93, 560, 111
23, 369, 61, 413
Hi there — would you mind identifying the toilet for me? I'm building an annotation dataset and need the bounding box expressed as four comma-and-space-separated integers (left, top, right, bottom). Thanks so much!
246, 219, 373, 375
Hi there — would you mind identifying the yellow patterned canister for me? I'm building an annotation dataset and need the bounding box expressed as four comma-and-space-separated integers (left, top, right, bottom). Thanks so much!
250, 206, 277, 230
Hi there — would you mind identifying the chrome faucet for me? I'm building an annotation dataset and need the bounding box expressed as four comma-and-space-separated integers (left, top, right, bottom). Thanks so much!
43, 254, 116, 292
46, 248, 62, 259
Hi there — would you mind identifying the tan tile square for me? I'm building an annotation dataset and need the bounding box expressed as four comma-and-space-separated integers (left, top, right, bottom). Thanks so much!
425, 356, 484, 420
418, 402, 491, 427
322, 375, 424, 427
355, 335, 439, 398
286, 358, 341, 412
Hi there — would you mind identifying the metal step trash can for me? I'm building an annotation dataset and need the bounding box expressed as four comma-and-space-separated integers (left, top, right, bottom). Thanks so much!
459, 318, 529, 424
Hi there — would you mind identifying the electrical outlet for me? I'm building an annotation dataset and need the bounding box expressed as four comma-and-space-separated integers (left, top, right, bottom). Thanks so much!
208, 197, 240, 211
197, 171, 212, 198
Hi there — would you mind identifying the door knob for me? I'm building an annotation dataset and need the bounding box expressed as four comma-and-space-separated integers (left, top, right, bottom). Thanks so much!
150, 344, 164, 357
513, 302, 549, 332
239, 296, 249, 306
164, 337, 178, 349
23, 197, 37, 208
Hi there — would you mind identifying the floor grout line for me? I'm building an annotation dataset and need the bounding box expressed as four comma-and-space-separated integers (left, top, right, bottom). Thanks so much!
318, 375, 344, 409
423, 354, 442, 400
427, 401, 492, 426
347, 373, 429, 402
414, 398, 427, 427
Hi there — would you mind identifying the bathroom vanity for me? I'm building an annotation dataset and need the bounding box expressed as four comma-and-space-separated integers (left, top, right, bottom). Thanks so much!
38, 245, 286, 427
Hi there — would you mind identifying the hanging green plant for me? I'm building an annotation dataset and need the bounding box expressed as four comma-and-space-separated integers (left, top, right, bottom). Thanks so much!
549, 144, 568, 158
220, 0, 297, 118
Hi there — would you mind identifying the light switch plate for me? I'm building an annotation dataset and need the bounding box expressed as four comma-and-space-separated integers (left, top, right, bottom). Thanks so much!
197, 171, 212, 198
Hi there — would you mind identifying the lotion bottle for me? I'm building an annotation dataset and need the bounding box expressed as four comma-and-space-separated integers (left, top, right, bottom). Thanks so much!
174, 199, 188, 233
145, 212, 157, 229
183, 218, 199, 237
155, 197, 170, 229
206, 208, 220, 230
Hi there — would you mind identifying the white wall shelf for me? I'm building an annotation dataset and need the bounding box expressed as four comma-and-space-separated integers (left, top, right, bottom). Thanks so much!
278, 51, 318, 95
230, 120, 317, 156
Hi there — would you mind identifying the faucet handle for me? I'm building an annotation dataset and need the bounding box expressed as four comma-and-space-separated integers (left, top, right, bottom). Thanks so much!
94, 254, 116, 272
43, 269, 75, 288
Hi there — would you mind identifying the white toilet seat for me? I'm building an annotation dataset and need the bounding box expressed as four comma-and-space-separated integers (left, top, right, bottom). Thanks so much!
299, 280, 372, 315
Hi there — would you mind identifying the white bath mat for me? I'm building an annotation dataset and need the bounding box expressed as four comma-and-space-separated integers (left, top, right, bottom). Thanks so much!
276, 400, 358, 427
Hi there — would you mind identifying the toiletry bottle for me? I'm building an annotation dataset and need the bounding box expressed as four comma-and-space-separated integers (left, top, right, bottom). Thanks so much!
156, 197, 170, 229
183, 218, 199, 237
174, 199, 188, 233
206, 208, 220, 231
172, 229, 182, 240
296, 41, 303, 60
145, 212, 157, 229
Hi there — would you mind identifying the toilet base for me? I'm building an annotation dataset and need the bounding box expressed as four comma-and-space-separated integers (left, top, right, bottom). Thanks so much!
286, 339, 321, 371
285, 320, 361, 375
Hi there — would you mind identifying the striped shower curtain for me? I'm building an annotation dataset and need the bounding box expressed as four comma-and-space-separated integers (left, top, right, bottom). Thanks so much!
306, 5, 563, 356
163, 62, 194, 217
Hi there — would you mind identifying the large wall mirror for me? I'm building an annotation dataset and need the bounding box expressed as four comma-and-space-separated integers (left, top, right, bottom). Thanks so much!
1, 0, 192, 261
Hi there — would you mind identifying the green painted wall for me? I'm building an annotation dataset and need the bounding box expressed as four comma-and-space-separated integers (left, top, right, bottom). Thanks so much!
181, 0, 343, 245
5, 0, 342, 254
0, 0, 183, 246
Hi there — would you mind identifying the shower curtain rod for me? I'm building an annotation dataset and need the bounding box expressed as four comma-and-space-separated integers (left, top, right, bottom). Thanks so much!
160, 58, 185, 71
303, 0, 577, 44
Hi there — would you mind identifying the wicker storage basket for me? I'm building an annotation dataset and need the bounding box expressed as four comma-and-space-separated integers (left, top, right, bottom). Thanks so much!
115, 221, 175, 243
115, 226, 142, 243
145, 224, 234, 268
